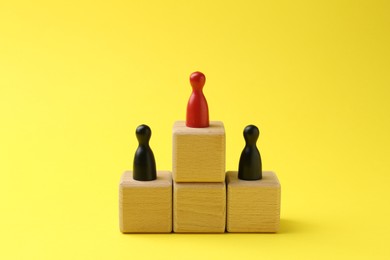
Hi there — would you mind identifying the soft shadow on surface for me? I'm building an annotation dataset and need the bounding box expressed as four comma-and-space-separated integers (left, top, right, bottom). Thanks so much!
220, 218, 316, 235
121, 232, 226, 237
278, 218, 316, 234
119, 219, 317, 237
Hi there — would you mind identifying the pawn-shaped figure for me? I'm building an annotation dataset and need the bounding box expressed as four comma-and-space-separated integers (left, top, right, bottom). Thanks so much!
186, 71, 209, 128
238, 125, 262, 180
133, 124, 157, 181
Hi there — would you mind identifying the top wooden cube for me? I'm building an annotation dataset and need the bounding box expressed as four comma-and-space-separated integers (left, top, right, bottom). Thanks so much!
172, 121, 225, 182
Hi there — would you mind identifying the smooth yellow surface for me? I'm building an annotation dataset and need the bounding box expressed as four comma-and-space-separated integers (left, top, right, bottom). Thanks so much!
1, 0, 389, 259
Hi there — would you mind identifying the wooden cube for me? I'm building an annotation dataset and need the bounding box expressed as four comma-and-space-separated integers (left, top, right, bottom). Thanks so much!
172, 121, 225, 182
119, 171, 172, 233
226, 171, 281, 232
174, 182, 226, 233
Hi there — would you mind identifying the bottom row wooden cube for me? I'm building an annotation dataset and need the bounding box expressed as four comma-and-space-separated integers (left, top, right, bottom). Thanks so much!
119, 171, 172, 233
173, 182, 226, 233
226, 171, 281, 232
119, 171, 280, 233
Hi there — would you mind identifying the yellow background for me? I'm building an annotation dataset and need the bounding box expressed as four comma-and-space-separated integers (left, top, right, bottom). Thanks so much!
1, 0, 389, 259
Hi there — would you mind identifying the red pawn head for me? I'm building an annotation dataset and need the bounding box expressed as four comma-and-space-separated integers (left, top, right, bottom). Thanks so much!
190, 71, 206, 91
186, 71, 209, 128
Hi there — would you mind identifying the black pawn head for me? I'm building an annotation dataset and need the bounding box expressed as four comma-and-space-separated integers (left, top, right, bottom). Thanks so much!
133, 124, 157, 181
243, 125, 259, 145
136, 124, 152, 145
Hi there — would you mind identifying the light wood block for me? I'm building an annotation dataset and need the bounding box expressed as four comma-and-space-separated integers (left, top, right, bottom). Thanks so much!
119, 171, 172, 233
174, 182, 226, 233
226, 171, 281, 233
172, 121, 225, 182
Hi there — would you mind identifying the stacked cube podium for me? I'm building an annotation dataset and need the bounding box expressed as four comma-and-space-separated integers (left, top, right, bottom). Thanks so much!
173, 121, 226, 233
119, 120, 281, 233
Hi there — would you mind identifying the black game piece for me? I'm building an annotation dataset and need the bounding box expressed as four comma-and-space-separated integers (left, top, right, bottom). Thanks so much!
133, 124, 157, 181
238, 125, 262, 180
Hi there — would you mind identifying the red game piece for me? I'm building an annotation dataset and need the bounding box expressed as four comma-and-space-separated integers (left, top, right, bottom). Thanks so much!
186, 71, 209, 128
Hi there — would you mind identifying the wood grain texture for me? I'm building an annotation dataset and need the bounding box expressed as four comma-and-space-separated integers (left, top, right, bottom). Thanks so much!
119, 171, 172, 233
174, 182, 226, 233
172, 121, 225, 182
226, 171, 281, 233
